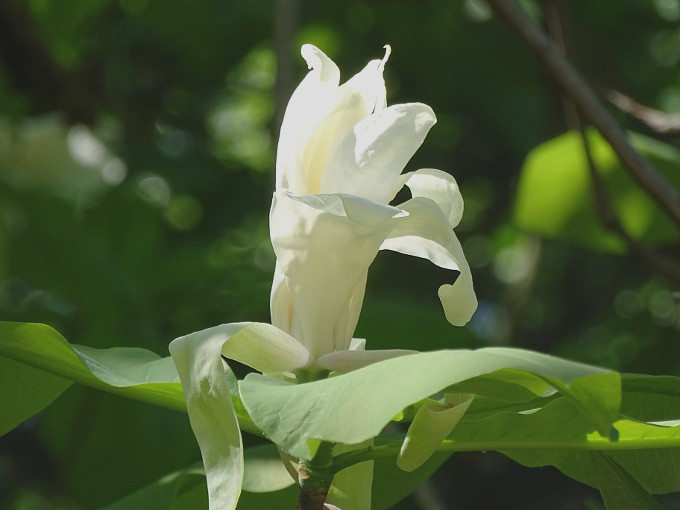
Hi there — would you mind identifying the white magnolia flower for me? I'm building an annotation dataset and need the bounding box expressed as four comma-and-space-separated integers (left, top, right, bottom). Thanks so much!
270, 44, 477, 371
169, 45, 478, 510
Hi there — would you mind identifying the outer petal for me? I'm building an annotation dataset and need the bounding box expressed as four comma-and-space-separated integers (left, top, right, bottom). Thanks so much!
319, 103, 436, 203
169, 323, 310, 510
380, 197, 477, 326
317, 349, 417, 373
299, 52, 390, 195
387, 168, 464, 228
269, 191, 405, 360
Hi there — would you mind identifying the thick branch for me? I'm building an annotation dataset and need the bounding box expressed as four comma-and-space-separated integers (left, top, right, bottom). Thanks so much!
273, 0, 302, 141
485, 0, 680, 227
297, 442, 335, 510
541, 0, 680, 286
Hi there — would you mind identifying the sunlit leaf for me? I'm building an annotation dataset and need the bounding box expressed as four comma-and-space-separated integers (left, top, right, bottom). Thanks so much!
514, 129, 680, 252
456, 398, 680, 494
239, 347, 618, 460
0, 321, 185, 411
0, 321, 257, 433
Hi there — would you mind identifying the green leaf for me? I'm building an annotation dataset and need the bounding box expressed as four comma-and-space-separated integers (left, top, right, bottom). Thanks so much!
452, 396, 680, 494
241, 444, 295, 493
514, 129, 680, 252
397, 393, 473, 472
101, 465, 207, 510
545, 372, 621, 439
0, 321, 186, 412
101, 445, 295, 510
239, 347, 618, 460
621, 374, 680, 421
372, 451, 451, 510
591, 452, 665, 510
0, 354, 72, 436
0, 321, 258, 434
327, 442, 374, 510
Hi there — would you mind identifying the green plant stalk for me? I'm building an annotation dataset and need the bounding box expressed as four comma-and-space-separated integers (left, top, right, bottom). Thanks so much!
297, 441, 335, 510
331, 435, 680, 474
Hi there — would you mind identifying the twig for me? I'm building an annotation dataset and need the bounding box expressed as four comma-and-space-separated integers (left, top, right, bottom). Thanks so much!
273, 0, 302, 141
605, 89, 680, 136
485, 0, 680, 228
580, 126, 680, 286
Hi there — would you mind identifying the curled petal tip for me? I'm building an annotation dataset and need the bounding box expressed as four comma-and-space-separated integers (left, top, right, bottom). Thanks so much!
380, 44, 392, 70
300, 44, 321, 70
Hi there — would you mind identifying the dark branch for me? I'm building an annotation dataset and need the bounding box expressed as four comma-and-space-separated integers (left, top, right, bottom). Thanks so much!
485, 0, 680, 228
541, 0, 680, 287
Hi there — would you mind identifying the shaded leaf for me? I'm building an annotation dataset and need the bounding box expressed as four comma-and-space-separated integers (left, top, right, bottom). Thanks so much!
101, 445, 295, 510
0, 354, 72, 436
591, 451, 664, 510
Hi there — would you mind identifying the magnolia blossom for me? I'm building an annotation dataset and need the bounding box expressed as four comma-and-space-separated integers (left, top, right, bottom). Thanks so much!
270, 44, 477, 371
169, 45, 478, 510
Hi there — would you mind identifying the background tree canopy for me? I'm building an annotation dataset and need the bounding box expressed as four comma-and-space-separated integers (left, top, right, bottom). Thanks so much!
1, 0, 678, 508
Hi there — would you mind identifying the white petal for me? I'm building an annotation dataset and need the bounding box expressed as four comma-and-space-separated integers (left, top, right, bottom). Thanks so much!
269, 191, 404, 360
380, 197, 478, 326
221, 322, 311, 375
169, 323, 311, 509
317, 349, 417, 373
349, 337, 367, 351
169, 324, 245, 510
277, 45, 391, 196
320, 103, 436, 203
276, 45, 340, 194
388, 168, 464, 228
300, 49, 390, 195
343, 45, 390, 114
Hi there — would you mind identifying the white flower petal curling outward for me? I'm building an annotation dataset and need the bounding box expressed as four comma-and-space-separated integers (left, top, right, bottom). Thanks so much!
319, 103, 437, 203
389, 168, 465, 228
169, 323, 311, 510
381, 197, 477, 326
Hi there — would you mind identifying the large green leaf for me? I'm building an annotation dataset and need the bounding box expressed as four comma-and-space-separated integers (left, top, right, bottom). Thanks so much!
591, 452, 665, 510
621, 374, 680, 421
372, 451, 451, 510
0, 321, 258, 433
514, 129, 680, 252
0, 321, 185, 411
239, 347, 619, 460
451, 396, 680, 494
101, 444, 296, 510
0, 354, 72, 436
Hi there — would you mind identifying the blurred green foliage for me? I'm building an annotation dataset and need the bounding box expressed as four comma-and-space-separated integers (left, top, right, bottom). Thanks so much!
0, 0, 679, 508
